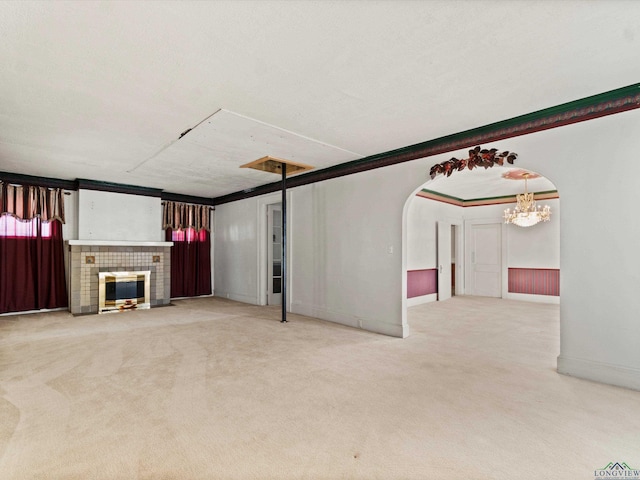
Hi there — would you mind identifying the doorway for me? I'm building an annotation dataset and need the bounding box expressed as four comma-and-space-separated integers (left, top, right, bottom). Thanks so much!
437, 221, 463, 301
267, 203, 282, 305
451, 224, 458, 296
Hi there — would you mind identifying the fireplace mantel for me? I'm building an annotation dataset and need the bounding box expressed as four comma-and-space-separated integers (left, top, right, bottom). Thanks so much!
68, 240, 173, 247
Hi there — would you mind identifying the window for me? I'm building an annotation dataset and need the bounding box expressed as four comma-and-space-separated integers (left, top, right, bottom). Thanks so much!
170, 227, 207, 243
0, 215, 52, 238
0, 183, 68, 314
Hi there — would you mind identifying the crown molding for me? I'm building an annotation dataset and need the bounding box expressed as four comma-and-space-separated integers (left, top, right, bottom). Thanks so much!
0, 171, 77, 190
161, 191, 215, 206
417, 188, 559, 207
77, 179, 163, 197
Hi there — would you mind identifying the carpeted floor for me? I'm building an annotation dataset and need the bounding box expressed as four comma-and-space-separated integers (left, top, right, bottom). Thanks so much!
0, 296, 638, 479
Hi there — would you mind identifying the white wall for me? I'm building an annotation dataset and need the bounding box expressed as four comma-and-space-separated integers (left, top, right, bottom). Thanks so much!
406, 198, 462, 270
512, 110, 640, 391
215, 166, 411, 337
77, 189, 162, 241
62, 191, 79, 295
213, 196, 260, 304
463, 199, 560, 270
62, 190, 79, 241
213, 108, 640, 390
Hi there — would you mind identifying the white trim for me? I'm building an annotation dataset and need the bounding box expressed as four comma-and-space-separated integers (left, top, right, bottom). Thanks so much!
450, 220, 464, 296
407, 293, 437, 307
505, 292, 560, 304
68, 240, 173, 247
256, 192, 292, 308
558, 355, 640, 391
292, 303, 406, 338
214, 292, 259, 305
0, 307, 67, 317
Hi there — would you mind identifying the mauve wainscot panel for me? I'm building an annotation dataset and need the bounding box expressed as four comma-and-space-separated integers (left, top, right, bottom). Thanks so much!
407, 269, 438, 298
508, 268, 560, 296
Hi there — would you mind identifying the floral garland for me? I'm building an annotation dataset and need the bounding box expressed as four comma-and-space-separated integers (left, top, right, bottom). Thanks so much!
429, 146, 517, 179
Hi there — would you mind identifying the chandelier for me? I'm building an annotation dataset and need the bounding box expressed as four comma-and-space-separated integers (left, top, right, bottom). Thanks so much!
503, 173, 551, 227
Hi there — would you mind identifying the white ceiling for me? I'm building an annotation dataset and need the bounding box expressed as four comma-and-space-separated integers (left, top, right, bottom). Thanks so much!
1, 1, 639, 198
423, 167, 556, 200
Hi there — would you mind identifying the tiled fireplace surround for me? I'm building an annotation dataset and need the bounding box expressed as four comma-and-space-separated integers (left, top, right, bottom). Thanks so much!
68, 241, 172, 315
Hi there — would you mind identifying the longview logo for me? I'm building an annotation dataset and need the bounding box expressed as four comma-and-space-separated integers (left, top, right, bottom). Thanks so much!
594, 462, 640, 478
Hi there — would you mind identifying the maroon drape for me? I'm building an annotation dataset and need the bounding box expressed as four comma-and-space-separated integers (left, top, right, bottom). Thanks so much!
166, 228, 211, 298
0, 219, 68, 314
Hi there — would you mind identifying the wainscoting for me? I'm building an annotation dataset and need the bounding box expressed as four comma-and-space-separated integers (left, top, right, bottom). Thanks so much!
508, 268, 560, 296
407, 268, 438, 306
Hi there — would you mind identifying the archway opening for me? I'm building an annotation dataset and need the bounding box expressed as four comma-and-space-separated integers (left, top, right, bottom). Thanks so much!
402, 159, 560, 334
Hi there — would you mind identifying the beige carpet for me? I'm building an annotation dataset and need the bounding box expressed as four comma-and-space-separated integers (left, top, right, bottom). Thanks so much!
0, 296, 638, 479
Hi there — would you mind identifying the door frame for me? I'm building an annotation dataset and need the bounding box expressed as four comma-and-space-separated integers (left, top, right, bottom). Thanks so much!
257, 192, 292, 307
437, 219, 464, 300
451, 220, 464, 296
266, 203, 282, 305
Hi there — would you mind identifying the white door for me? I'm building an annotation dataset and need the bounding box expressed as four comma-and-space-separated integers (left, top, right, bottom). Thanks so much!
267, 204, 282, 305
468, 223, 501, 297
437, 221, 452, 301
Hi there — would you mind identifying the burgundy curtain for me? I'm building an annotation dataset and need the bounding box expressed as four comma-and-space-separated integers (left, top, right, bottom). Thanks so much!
0, 216, 68, 314
165, 227, 211, 298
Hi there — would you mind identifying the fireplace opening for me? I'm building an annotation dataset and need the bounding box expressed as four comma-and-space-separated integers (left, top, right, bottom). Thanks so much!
99, 271, 151, 314
105, 277, 145, 302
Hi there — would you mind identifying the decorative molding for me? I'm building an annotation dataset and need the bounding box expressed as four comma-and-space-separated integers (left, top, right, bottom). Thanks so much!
416, 190, 465, 206
77, 179, 162, 197
212, 83, 640, 206
416, 188, 559, 207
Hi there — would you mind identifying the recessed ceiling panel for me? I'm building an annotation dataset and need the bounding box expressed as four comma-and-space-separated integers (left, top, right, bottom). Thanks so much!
424, 167, 557, 201
131, 109, 361, 197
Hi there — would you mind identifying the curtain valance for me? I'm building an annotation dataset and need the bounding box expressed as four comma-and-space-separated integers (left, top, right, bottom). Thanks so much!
162, 201, 210, 232
0, 182, 66, 223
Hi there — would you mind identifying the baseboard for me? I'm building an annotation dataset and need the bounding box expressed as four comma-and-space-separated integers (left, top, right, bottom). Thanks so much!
407, 293, 437, 307
292, 303, 405, 338
505, 292, 560, 304
0, 307, 68, 317
213, 292, 258, 305
557, 355, 640, 391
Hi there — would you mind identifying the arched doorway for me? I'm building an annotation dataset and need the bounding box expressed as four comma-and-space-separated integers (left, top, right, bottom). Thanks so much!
402, 162, 560, 331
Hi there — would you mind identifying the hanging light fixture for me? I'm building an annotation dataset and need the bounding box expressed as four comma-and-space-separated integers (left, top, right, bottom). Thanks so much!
503, 173, 551, 227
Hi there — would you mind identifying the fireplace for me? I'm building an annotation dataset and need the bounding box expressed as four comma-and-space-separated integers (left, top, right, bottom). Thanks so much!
98, 271, 151, 314
67, 240, 172, 315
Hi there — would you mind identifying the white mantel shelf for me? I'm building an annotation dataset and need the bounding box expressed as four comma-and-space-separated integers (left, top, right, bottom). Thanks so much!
68, 240, 173, 247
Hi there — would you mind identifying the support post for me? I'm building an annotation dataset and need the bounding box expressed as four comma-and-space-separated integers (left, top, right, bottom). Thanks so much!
281, 165, 287, 323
